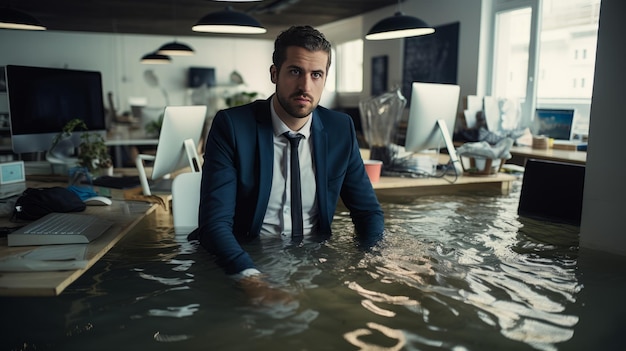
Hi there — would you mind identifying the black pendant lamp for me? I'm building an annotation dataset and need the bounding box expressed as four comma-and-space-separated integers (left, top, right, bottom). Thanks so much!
0, 7, 46, 30
157, 41, 195, 56
192, 6, 266, 34
157, 0, 195, 56
366, 5, 434, 41
140, 51, 171, 64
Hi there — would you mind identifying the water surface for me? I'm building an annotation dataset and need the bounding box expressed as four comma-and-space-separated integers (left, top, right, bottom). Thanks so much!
2, 182, 625, 350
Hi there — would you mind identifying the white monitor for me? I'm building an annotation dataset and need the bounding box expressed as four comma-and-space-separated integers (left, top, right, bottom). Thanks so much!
136, 105, 207, 195
404, 82, 462, 175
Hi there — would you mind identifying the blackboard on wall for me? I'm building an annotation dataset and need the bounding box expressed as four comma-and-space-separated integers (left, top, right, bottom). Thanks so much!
371, 55, 388, 96
402, 22, 460, 104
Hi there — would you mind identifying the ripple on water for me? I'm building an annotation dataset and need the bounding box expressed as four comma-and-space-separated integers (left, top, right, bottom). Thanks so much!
5, 188, 587, 351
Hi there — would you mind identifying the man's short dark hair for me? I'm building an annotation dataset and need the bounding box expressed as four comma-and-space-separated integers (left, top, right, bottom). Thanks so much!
272, 25, 332, 71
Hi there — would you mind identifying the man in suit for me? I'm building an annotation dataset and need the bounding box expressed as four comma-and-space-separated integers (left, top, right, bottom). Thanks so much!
190, 25, 384, 300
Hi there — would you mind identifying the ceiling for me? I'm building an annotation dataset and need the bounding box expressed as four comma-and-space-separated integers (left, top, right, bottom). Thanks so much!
11, 0, 397, 40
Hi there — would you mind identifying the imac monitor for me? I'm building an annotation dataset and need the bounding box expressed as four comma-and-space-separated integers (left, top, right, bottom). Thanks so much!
404, 82, 462, 174
534, 108, 575, 141
4, 65, 106, 154
136, 105, 207, 195
404, 82, 460, 152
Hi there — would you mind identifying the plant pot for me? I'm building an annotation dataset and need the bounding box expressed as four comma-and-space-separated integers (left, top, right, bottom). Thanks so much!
93, 166, 113, 178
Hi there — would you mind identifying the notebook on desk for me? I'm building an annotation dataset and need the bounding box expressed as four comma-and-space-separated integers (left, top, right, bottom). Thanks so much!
7, 212, 113, 246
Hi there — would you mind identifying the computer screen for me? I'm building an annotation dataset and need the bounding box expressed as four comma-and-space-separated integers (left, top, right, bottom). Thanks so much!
4, 65, 106, 154
534, 108, 575, 140
135, 105, 207, 195
404, 82, 461, 153
188, 67, 216, 88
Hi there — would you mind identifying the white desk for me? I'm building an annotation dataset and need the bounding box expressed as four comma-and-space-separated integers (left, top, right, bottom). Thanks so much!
105, 138, 159, 168
105, 139, 159, 147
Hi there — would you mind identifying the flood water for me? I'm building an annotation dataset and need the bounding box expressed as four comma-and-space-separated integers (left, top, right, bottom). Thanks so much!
2, 180, 625, 351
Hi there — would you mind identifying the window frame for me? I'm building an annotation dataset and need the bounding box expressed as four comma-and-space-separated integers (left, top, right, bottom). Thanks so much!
489, 0, 541, 128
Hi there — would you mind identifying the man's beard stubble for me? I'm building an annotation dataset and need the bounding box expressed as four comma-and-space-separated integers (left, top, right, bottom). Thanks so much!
276, 91, 317, 119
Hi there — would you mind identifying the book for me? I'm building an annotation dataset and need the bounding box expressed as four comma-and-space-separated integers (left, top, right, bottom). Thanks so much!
552, 141, 586, 151
91, 184, 143, 200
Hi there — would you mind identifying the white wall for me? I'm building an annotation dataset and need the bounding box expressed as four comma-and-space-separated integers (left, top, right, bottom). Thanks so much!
360, 0, 485, 105
0, 30, 275, 115
1, 0, 487, 115
579, 0, 626, 255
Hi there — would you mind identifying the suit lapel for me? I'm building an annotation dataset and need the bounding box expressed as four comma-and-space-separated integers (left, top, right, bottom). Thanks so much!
311, 111, 329, 226
249, 99, 274, 234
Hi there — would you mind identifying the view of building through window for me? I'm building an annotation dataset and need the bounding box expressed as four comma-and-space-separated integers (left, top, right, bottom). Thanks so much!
492, 0, 601, 138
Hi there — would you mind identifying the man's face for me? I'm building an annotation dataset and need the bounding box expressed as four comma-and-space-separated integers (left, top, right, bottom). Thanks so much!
270, 46, 328, 122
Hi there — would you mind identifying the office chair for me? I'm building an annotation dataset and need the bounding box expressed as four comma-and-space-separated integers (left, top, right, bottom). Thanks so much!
518, 158, 585, 226
171, 172, 202, 235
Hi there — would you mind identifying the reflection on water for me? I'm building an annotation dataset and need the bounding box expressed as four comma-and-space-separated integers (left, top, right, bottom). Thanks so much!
2, 183, 626, 350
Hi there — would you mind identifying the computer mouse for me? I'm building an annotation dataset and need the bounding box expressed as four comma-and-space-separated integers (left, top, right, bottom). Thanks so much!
84, 196, 113, 206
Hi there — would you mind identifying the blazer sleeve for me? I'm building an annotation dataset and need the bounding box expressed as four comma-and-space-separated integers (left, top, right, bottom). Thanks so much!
338, 116, 385, 244
314, 108, 384, 245
194, 110, 256, 275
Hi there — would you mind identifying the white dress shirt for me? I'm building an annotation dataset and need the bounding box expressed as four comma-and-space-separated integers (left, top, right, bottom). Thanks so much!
233, 99, 319, 279
261, 99, 318, 240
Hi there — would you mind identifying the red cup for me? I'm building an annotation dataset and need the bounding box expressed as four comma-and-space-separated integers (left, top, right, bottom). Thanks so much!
363, 159, 383, 183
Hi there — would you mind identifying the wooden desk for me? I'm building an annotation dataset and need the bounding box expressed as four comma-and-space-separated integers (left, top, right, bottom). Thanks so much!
372, 173, 515, 196
509, 145, 586, 165
359, 149, 516, 196
0, 198, 159, 297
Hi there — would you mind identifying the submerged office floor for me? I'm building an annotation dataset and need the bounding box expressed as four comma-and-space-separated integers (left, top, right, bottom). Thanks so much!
1, 180, 625, 351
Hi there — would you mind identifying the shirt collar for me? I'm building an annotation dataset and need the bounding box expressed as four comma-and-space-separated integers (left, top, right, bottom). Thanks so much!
270, 96, 312, 139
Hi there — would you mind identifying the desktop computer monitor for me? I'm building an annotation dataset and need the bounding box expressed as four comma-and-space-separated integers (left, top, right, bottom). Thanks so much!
404, 82, 462, 175
4, 65, 106, 154
136, 105, 207, 196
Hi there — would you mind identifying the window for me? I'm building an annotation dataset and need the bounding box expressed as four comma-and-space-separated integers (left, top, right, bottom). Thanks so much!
490, 0, 601, 137
335, 39, 363, 93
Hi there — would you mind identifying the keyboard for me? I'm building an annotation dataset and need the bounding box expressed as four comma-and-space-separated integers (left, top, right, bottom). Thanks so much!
7, 212, 114, 246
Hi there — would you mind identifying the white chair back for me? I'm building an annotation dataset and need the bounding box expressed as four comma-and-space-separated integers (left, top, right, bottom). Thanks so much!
171, 172, 202, 235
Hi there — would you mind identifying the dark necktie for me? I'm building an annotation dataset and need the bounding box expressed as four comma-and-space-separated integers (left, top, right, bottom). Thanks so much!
284, 132, 304, 237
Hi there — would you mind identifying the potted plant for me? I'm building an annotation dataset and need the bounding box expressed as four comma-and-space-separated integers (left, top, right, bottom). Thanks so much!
51, 119, 113, 175
225, 91, 259, 108
144, 112, 164, 137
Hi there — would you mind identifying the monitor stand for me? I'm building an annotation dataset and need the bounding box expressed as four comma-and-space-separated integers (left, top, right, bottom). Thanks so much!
135, 138, 202, 196
436, 119, 463, 176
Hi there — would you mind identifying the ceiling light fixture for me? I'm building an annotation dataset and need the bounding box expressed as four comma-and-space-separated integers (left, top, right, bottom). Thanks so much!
192, 6, 266, 34
157, 41, 195, 56
140, 51, 171, 64
0, 7, 46, 30
157, 0, 195, 56
365, 1, 434, 40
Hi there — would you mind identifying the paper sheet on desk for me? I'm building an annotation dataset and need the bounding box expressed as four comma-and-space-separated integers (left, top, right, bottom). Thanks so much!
0, 245, 89, 272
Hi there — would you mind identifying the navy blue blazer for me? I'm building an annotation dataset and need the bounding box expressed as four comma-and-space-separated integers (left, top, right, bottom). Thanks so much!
192, 97, 384, 274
